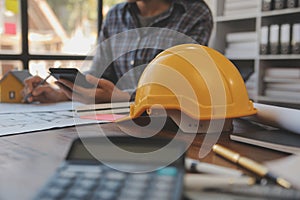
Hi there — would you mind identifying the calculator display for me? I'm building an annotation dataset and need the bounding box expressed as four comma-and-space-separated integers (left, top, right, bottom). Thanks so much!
66, 136, 185, 167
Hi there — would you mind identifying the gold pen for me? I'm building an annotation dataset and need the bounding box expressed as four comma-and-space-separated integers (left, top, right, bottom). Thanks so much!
212, 144, 292, 189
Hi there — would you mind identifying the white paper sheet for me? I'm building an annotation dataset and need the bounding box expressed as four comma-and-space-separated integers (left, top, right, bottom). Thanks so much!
246, 103, 300, 135
265, 155, 300, 190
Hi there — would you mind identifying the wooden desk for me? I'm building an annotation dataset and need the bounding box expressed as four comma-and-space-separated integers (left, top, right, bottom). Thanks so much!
0, 119, 288, 200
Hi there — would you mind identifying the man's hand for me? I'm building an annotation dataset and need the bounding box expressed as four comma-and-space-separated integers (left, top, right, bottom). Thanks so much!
22, 75, 69, 103
57, 74, 130, 104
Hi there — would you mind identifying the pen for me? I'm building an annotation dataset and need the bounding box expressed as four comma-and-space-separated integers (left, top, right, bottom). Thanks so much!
184, 174, 255, 190
206, 185, 300, 199
185, 158, 243, 177
212, 144, 292, 189
23, 74, 51, 103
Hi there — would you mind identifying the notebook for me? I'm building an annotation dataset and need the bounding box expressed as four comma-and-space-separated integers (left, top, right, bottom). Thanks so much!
230, 130, 300, 154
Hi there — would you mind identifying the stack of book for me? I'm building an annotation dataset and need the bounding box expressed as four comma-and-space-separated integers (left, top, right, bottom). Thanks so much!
223, 0, 259, 16
245, 72, 256, 100
262, 0, 300, 11
230, 129, 300, 154
260, 23, 300, 55
264, 67, 300, 101
225, 31, 257, 59
231, 103, 300, 154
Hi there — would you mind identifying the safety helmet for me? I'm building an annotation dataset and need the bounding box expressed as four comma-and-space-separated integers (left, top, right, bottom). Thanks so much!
121, 44, 256, 133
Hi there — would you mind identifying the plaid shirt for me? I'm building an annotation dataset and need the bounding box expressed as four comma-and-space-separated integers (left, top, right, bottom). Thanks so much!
87, 0, 213, 94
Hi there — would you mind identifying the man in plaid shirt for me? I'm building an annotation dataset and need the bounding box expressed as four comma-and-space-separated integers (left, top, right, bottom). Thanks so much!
23, 0, 213, 104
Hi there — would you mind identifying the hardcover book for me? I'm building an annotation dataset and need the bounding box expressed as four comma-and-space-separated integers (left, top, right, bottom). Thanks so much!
230, 130, 300, 154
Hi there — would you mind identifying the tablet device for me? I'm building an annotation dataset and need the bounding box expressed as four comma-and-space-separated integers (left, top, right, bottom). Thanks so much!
49, 68, 94, 88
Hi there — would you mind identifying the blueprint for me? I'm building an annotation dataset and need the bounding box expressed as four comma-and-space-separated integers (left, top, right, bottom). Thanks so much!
0, 102, 101, 136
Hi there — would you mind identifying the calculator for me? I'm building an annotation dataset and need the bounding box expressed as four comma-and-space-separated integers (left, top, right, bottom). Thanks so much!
33, 136, 186, 200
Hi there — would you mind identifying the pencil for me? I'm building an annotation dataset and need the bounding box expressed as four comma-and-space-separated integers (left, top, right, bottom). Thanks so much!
22, 74, 51, 103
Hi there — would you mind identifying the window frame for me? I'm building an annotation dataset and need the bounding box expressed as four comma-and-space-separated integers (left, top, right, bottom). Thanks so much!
0, 0, 103, 69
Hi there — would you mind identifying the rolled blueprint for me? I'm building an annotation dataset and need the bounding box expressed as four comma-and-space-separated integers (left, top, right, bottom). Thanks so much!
245, 103, 300, 135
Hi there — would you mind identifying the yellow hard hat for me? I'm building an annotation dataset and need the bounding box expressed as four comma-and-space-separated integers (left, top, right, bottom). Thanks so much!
121, 44, 256, 132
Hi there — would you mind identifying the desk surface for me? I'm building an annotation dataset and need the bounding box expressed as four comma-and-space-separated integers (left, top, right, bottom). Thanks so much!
0, 118, 288, 200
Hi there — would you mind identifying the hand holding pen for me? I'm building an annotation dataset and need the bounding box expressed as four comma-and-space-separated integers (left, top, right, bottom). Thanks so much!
22, 74, 51, 103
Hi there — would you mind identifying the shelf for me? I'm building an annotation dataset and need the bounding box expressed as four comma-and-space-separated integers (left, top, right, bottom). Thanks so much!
258, 96, 300, 105
211, 0, 300, 107
264, 77, 300, 83
216, 14, 257, 22
261, 7, 300, 17
229, 58, 256, 61
227, 56, 256, 60
260, 55, 300, 60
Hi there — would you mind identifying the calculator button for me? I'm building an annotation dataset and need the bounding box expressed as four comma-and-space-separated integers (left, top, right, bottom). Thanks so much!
128, 173, 151, 181
37, 197, 55, 200
147, 186, 171, 196
82, 172, 101, 179
145, 195, 172, 200
44, 186, 64, 198
152, 181, 173, 190
149, 190, 172, 200
155, 175, 176, 183
66, 165, 102, 173
59, 170, 77, 179
106, 171, 126, 180
120, 187, 144, 198
52, 178, 72, 188
125, 179, 147, 187
67, 188, 89, 199
118, 196, 140, 200
93, 190, 116, 200
156, 167, 177, 176
74, 178, 97, 190
124, 180, 147, 190
103, 180, 122, 190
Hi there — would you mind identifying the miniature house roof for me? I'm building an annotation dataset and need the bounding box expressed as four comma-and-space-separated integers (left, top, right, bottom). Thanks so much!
0, 70, 32, 85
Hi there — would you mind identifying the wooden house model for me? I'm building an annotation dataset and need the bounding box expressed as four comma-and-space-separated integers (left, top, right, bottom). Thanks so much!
0, 70, 32, 103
